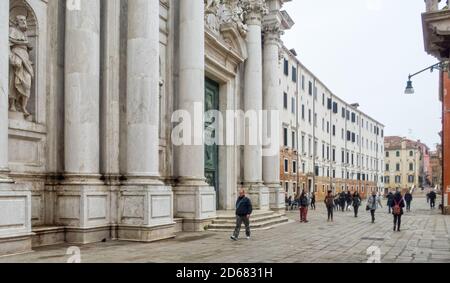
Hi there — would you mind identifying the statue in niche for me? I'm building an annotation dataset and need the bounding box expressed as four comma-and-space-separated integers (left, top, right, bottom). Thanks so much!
9, 15, 33, 117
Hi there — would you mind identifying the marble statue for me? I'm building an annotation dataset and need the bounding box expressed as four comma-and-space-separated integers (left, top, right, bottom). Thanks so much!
9, 15, 33, 116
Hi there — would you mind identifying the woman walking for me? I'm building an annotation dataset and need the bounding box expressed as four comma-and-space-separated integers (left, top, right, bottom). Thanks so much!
392, 191, 405, 232
310, 192, 316, 210
366, 191, 382, 223
324, 191, 335, 222
352, 192, 362, 218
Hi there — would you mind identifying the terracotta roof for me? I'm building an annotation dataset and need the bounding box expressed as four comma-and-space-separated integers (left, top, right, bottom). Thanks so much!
384, 136, 424, 151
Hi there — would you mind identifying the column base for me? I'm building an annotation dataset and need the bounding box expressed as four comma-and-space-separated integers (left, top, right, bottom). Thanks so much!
267, 184, 285, 213
244, 183, 270, 211
173, 184, 216, 232
56, 176, 111, 244
0, 183, 33, 256
118, 184, 175, 241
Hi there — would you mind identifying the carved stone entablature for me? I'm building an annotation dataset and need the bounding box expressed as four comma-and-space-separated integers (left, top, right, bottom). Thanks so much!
204, 0, 248, 59
242, 0, 269, 25
263, 21, 283, 44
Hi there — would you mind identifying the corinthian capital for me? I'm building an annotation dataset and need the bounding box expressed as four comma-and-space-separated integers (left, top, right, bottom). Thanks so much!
242, 0, 269, 25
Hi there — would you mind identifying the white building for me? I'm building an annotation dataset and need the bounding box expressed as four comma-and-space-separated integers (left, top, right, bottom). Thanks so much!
280, 47, 385, 200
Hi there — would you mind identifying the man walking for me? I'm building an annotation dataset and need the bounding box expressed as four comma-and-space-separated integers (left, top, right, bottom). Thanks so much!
352, 191, 362, 218
324, 191, 335, 222
404, 191, 413, 212
231, 189, 253, 241
429, 190, 437, 209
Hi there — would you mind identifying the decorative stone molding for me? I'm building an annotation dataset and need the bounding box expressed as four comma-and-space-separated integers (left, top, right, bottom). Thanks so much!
263, 21, 283, 45
242, 0, 269, 25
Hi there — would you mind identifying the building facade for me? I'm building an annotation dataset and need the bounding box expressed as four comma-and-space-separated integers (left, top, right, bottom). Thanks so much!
422, 0, 450, 210
280, 48, 385, 201
384, 136, 425, 193
0, 0, 294, 256
430, 145, 443, 188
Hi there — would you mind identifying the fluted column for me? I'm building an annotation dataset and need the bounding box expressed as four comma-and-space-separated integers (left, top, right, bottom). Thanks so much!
263, 21, 284, 212
64, 0, 100, 177
0, 1, 10, 182
242, 0, 270, 210
174, 0, 216, 231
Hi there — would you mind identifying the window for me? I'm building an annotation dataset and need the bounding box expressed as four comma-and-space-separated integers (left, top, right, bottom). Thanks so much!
408, 175, 414, 183
314, 113, 317, 127
332, 148, 336, 162
395, 176, 401, 184
396, 163, 400, 171
283, 92, 288, 109
284, 59, 289, 76
292, 66, 297, 82
322, 93, 325, 106
386, 151, 389, 158
301, 105, 305, 120
291, 97, 296, 114
284, 159, 289, 173
351, 112, 356, 123
347, 131, 351, 141
346, 110, 350, 120
292, 131, 296, 149
302, 163, 305, 173
396, 151, 400, 157
327, 122, 330, 133
322, 143, 325, 159
385, 164, 389, 171
301, 135, 305, 154
333, 102, 338, 113
409, 163, 414, 171
409, 151, 413, 157
301, 75, 305, 90
285, 182, 289, 193
308, 109, 312, 124
308, 81, 313, 95
315, 166, 319, 176
332, 125, 336, 136
327, 98, 332, 110
352, 133, 356, 143
283, 128, 288, 147
293, 161, 297, 174
341, 150, 345, 163
385, 176, 390, 184
342, 107, 346, 118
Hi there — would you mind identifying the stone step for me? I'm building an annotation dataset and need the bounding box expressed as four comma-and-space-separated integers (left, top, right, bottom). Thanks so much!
207, 217, 289, 231
214, 210, 277, 220
211, 213, 285, 224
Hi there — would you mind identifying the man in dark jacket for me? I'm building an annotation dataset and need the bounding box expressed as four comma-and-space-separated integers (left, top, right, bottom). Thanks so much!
231, 189, 253, 241
429, 191, 437, 209
392, 192, 405, 232
404, 192, 413, 212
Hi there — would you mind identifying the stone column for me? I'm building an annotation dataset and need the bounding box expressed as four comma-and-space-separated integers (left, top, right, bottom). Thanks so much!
263, 20, 284, 212
61, 0, 109, 244
0, 0, 10, 182
242, 0, 270, 210
0, 1, 32, 256
117, 0, 175, 242
173, 0, 216, 231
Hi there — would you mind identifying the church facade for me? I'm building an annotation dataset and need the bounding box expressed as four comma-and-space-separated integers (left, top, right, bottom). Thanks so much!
0, 0, 293, 256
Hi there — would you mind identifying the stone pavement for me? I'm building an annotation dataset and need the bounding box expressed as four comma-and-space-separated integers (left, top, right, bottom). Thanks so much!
1, 196, 449, 263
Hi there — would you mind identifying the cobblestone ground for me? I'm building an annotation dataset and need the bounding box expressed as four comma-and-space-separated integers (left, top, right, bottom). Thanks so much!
1, 196, 449, 263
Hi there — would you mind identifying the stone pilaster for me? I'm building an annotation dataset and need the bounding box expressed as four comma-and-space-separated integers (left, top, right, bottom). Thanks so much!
242, 0, 270, 210
0, 0, 10, 182
118, 0, 175, 242
60, 0, 109, 244
174, 0, 216, 231
263, 19, 285, 212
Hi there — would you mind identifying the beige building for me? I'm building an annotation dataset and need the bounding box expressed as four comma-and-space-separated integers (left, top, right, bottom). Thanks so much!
384, 136, 426, 192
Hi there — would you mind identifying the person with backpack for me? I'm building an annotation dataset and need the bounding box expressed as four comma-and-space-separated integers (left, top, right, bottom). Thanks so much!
366, 191, 382, 223
352, 192, 362, 218
299, 190, 309, 223
324, 190, 335, 222
231, 189, 253, 241
345, 191, 353, 211
404, 191, 413, 212
339, 192, 346, 212
429, 190, 437, 209
392, 191, 405, 232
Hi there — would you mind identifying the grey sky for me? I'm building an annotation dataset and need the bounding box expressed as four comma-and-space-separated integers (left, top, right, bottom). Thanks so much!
282, 0, 442, 150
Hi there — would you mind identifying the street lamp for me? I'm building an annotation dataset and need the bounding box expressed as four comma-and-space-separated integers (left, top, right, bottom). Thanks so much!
404, 61, 448, 95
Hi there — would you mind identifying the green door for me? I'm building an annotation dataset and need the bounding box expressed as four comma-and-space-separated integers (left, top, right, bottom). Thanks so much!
205, 78, 219, 203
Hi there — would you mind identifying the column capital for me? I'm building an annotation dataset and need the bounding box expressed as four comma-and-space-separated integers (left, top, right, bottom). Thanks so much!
242, 0, 269, 25
263, 21, 283, 45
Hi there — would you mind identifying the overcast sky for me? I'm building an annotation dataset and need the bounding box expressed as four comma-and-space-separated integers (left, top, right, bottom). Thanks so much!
282, 0, 442, 150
